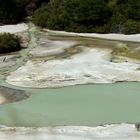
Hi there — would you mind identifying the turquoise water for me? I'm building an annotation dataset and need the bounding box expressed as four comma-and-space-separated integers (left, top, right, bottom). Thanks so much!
0, 82, 140, 127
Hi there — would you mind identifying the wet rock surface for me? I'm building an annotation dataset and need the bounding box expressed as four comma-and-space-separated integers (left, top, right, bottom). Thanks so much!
0, 124, 140, 140
0, 86, 29, 105
5, 29, 140, 88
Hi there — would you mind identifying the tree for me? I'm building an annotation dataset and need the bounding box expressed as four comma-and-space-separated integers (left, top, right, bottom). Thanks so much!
0, 0, 49, 24
123, 20, 140, 34
0, 0, 26, 24
33, 0, 112, 33
25, 0, 49, 16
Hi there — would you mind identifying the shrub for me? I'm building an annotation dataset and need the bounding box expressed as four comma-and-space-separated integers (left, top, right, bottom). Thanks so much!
32, 0, 140, 34
33, 0, 112, 33
123, 20, 140, 34
0, 33, 21, 54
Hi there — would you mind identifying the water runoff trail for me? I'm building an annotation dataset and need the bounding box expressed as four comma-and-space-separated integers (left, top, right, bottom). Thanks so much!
0, 23, 37, 89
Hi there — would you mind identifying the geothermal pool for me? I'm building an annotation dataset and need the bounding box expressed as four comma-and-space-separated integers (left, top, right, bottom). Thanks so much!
0, 82, 140, 127
1, 83, 140, 139
0, 23, 140, 139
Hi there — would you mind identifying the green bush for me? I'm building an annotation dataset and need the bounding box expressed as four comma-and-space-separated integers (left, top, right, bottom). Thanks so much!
33, 0, 112, 33
109, 13, 126, 33
116, 0, 140, 21
0, 33, 21, 54
123, 20, 140, 34
1, 0, 140, 34
32, 0, 140, 34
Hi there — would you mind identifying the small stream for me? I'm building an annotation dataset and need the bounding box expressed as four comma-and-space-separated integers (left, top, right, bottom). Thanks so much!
0, 23, 37, 82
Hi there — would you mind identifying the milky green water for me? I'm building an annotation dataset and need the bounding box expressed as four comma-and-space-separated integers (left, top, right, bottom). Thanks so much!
0, 82, 140, 127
